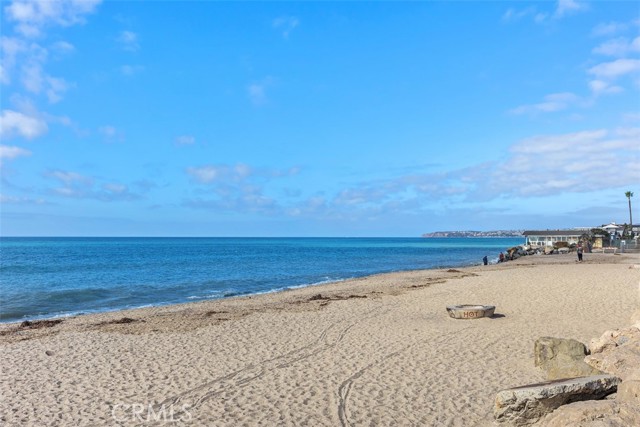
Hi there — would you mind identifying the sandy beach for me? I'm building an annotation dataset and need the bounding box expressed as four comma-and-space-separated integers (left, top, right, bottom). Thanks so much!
1, 252, 638, 426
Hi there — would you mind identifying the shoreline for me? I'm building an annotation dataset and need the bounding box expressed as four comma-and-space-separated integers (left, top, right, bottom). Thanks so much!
2, 252, 638, 426
0, 251, 634, 330
0, 254, 508, 326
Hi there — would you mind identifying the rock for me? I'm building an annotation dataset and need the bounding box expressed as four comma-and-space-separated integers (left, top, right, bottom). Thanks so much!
544, 247, 555, 255
617, 380, 640, 403
585, 340, 640, 381
589, 326, 640, 354
534, 337, 602, 380
534, 337, 587, 366
494, 375, 620, 425
557, 247, 570, 254
589, 330, 618, 354
625, 368, 640, 381
537, 310, 640, 426
630, 309, 640, 328
539, 399, 640, 427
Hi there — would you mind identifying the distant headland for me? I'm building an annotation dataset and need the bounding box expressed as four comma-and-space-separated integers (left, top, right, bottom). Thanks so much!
421, 230, 524, 238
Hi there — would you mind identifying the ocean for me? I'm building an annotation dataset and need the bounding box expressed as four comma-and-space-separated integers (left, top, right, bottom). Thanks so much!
0, 237, 522, 323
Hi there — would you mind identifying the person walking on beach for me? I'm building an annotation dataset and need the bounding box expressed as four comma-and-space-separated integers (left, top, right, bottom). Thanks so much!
499, 252, 504, 263
483, 255, 488, 265
577, 244, 583, 262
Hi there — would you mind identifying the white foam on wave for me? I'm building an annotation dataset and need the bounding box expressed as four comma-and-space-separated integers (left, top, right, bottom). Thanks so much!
187, 290, 227, 300
287, 276, 349, 290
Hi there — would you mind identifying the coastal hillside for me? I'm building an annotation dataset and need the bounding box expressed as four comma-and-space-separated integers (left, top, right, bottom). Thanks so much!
422, 230, 524, 238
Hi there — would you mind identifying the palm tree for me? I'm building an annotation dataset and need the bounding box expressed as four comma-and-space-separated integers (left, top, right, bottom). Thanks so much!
626, 191, 634, 237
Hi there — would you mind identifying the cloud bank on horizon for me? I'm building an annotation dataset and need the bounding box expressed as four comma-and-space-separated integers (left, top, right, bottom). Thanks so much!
0, 0, 638, 236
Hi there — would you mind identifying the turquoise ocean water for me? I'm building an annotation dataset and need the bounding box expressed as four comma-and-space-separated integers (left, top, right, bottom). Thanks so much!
0, 237, 522, 323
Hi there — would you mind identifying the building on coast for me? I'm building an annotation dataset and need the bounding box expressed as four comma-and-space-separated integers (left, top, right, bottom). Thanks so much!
602, 222, 624, 236
523, 230, 587, 248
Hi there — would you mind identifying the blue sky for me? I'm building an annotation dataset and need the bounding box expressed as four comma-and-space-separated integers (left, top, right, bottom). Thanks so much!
1, 0, 639, 237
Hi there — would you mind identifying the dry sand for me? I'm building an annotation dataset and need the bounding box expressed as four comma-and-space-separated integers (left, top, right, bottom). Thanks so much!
1, 252, 639, 426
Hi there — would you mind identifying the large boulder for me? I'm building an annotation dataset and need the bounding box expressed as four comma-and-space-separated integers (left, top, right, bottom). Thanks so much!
535, 314, 640, 426
589, 326, 640, 354
585, 339, 640, 381
617, 379, 640, 403
539, 399, 640, 427
494, 375, 620, 425
630, 310, 640, 328
534, 337, 602, 380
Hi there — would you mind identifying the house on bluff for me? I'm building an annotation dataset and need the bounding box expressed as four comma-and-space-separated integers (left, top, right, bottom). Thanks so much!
522, 230, 585, 248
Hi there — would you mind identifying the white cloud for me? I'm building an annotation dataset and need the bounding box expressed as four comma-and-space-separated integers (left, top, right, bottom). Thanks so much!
485, 128, 640, 197
272, 16, 299, 39
622, 112, 640, 122
117, 30, 139, 52
103, 183, 128, 194
614, 126, 640, 138
511, 129, 608, 154
501, 6, 550, 24
0, 109, 48, 139
300, 125, 640, 218
247, 83, 267, 105
178, 123, 639, 220
185, 192, 280, 215
505, 0, 587, 24
45, 75, 69, 103
21, 62, 44, 93
234, 163, 252, 179
0, 36, 27, 84
509, 92, 580, 115
2, 36, 72, 103
554, 0, 588, 18
0, 144, 31, 160
98, 125, 124, 143
247, 77, 275, 106
502, 7, 536, 23
588, 79, 623, 95
43, 169, 142, 201
0, 65, 7, 85
187, 164, 256, 184
120, 64, 143, 76
183, 163, 300, 214
187, 166, 221, 183
0, 194, 47, 205
592, 37, 635, 57
98, 125, 116, 137
46, 169, 92, 185
2, 2, 100, 104
592, 36, 640, 58
588, 59, 640, 79
534, 13, 548, 24
3, 0, 102, 38
51, 40, 74, 55
592, 21, 628, 37
175, 135, 195, 145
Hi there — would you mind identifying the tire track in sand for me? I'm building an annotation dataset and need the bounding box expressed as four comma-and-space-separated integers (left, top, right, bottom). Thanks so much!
337, 325, 475, 427
152, 306, 388, 419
